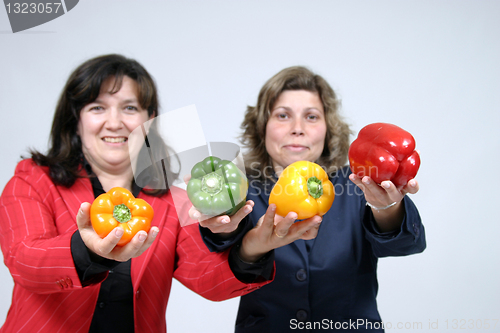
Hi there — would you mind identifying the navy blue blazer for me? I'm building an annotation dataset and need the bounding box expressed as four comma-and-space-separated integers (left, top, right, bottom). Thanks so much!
236, 166, 425, 332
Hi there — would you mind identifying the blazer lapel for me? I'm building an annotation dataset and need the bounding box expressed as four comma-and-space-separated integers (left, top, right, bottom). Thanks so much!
57, 177, 94, 229
292, 239, 310, 264
130, 193, 169, 291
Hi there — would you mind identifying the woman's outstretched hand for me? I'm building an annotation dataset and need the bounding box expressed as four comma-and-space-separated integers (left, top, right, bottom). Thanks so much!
238, 204, 322, 263
189, 200, 255, 235
349, 174, 420, 232
76, 202, 159, 262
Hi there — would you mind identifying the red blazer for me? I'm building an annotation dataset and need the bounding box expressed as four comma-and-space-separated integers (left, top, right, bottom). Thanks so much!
0, 159, 271, 332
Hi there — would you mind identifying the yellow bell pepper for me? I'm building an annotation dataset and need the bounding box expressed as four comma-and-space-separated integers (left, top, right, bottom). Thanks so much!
269, 161, 334, 219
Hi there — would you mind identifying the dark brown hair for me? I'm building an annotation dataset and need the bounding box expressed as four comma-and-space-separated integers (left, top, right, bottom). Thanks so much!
240, 66, 352, 180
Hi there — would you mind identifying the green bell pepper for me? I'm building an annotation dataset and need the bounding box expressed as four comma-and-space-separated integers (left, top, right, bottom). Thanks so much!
187, 156, 248, 216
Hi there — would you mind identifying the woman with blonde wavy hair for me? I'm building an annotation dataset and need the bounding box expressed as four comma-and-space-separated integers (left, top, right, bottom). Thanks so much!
196, 66, 426, 332
241, 66, 351, 180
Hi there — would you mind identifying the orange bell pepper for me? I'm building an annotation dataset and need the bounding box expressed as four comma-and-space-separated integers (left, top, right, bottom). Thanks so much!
269, 161, 334, 220
90, 187, 154, 246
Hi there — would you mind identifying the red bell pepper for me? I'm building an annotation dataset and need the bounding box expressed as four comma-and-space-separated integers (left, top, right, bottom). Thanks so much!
348, 123, 420, 187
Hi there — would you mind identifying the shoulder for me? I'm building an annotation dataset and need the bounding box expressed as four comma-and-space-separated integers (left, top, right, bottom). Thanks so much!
14, 158, 49, 177
3, 159, 95, 205
1, 159, 58, 204
7, 159, 52, 189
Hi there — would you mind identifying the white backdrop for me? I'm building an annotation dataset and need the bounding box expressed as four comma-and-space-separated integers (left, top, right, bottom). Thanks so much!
1, 1, 499, 332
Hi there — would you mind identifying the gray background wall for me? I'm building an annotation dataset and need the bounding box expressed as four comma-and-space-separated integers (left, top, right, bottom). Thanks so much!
1, 1, 499, 332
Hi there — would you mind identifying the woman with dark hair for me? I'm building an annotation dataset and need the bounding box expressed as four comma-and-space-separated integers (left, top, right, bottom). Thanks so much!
197, 66, 426, 332
0, 55, 319, 333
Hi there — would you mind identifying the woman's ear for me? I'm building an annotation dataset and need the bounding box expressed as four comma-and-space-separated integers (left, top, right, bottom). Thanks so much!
149, 110, 156, 121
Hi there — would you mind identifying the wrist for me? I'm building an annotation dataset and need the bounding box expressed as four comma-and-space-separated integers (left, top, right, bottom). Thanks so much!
366, 201, 397, 211
239, 238, 269, 263
370, 201, 405, 232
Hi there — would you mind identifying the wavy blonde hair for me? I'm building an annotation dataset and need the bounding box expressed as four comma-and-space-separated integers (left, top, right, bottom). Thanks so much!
240, 66, 351, 181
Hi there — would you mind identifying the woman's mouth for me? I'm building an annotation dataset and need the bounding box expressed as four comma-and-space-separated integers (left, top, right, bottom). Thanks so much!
283, 145, 308, 152
103, 137, 127, 143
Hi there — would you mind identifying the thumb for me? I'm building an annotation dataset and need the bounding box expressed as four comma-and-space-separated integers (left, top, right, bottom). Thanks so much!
77, 202, 92, 230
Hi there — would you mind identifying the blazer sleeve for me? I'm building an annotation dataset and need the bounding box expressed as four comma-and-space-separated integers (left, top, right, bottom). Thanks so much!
0, 163, 87, 293
362, 196, 426, 258
173, 223, 274, 301
199, 216, 253, 252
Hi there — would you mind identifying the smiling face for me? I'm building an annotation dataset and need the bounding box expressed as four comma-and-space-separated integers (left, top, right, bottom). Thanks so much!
265, 90, 327, 171
77, 76, 151, 177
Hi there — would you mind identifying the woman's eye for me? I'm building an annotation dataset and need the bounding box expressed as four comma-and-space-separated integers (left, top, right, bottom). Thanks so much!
277, 113, 288, 119
90, 106, 103, 111
125, 106, 138, 111
307, 114, 319, 120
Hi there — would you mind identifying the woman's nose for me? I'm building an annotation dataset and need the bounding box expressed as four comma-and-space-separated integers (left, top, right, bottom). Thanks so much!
290, 119, 305, 136
105, 109, 123, 129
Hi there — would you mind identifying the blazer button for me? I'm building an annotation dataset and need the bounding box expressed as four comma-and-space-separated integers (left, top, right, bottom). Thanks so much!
296, 269, 307, 282
296, 309, 308, 322
56, 278, 72, 289
136, 290, 140, 299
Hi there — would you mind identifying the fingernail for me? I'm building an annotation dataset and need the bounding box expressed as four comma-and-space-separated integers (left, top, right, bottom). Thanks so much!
221, 218, 229, 224
382, 182, 390, 189
138, 232, 147, 242
115, 228, 124, 237
244, 206, 251, 214
193, 212, 200, 219
152, 228, 159, 238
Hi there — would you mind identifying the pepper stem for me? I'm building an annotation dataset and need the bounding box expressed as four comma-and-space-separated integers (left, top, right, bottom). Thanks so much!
113, 204, 132, 223
202, 172, 223, 195
307, 176, 323, 199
